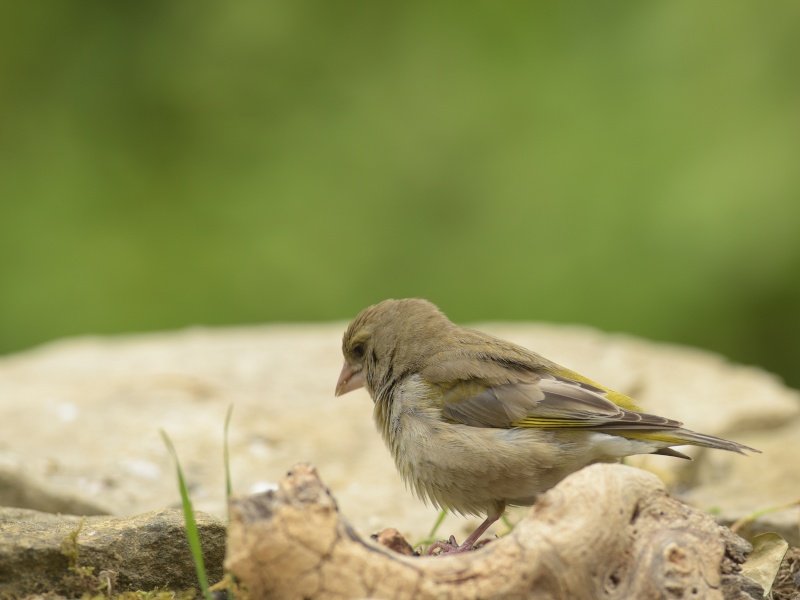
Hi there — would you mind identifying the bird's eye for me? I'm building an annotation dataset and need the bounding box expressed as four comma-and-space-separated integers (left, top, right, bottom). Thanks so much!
352, 343, 365, 359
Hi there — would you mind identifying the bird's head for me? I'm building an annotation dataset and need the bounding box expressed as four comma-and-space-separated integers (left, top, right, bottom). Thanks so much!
335, 298, 450, 398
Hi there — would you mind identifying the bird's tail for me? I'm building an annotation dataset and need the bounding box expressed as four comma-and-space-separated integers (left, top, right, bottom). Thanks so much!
616, 428, 760, 455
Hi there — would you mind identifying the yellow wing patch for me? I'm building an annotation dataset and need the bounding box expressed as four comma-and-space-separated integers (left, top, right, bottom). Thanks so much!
550, 366, 643, 412
511, 418, 601, 428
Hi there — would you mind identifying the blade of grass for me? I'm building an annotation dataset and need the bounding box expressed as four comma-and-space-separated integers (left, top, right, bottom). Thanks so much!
500, 514, 516, 535
730, 498, 800, 534
413, 509, 448, 550
161, 430, 214, 600
224, 404, 234, 506
428, 509, 447, 539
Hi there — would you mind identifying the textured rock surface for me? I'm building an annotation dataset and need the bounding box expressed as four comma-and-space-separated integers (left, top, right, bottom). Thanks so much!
1, 322, 798, 544
0, 507, 226, 597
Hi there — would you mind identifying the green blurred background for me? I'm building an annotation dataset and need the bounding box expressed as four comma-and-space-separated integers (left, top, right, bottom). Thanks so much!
1, 2, 798, 387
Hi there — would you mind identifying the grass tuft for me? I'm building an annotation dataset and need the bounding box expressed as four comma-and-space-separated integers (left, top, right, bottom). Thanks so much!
161, 430, 214, 600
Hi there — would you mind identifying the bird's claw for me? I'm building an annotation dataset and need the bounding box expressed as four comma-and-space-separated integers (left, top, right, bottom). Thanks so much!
426, 535, 473, 555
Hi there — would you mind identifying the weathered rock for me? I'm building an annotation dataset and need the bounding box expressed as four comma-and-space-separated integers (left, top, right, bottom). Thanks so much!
0, 323, 797, 543
225, 462, 761, 600
0, 464, 109, 516
681, 417, 800, 548
0, 507, 225, 597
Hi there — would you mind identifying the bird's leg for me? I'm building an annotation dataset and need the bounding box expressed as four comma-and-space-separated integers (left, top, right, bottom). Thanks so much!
426, 511, 502, 555
459, 511, 502, 550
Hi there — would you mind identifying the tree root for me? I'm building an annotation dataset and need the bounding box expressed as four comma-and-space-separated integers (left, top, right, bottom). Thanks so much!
225, 462, 759, 599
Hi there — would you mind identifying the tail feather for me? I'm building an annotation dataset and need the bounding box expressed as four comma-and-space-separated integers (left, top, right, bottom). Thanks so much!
669, 428, 760, 454
612, 428, 760, 455
652, 447, 692, 460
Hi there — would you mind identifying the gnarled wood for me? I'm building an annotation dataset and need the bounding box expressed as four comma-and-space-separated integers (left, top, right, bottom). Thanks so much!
225, 463, 759, 599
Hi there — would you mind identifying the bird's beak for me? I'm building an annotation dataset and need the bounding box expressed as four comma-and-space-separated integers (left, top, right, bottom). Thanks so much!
335, 363, 365, 396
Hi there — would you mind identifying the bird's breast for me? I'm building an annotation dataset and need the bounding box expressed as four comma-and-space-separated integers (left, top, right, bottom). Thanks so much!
372, 375, 590, 516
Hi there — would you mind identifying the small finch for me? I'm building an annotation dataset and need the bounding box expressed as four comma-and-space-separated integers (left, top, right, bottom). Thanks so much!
336, 298, 759, 554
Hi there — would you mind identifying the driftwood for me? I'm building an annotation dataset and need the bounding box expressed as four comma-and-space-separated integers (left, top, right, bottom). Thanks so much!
225, 462, 760, 599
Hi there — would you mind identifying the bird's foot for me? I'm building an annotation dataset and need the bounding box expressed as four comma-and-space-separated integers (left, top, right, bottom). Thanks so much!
426, 535, 465, 555
426, 535, 493, 555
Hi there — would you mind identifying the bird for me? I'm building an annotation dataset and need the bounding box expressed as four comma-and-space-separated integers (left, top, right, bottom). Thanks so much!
334, 298, 759, 554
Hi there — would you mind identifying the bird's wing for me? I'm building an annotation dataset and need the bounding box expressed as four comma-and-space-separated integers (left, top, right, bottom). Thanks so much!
440, 372, 683, 431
